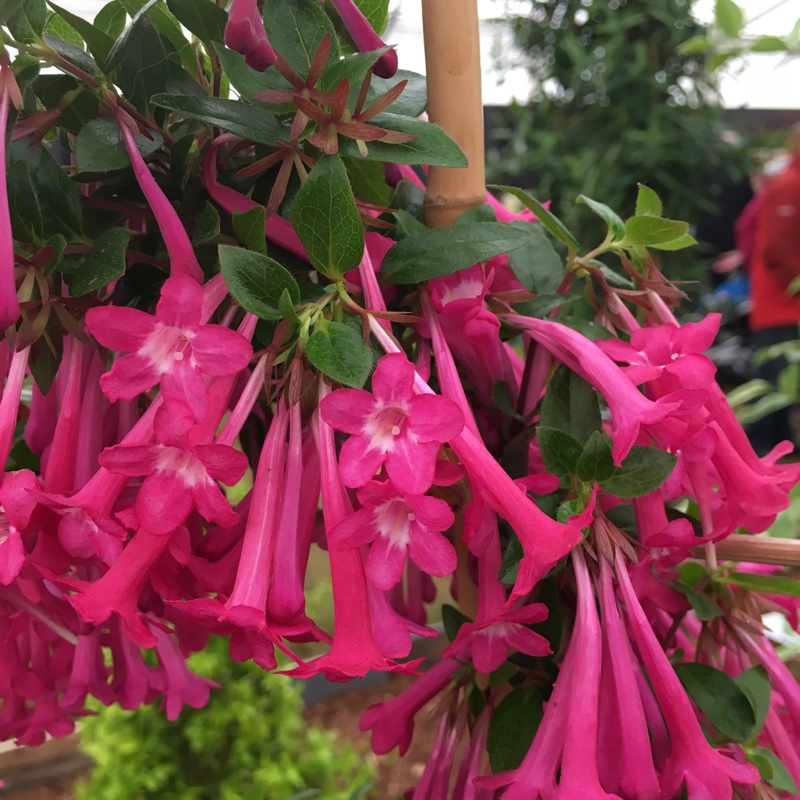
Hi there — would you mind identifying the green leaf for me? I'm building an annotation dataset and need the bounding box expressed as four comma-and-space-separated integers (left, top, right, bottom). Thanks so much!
380, 223, 534, 284
498, 533, 524, 585
44, 34, 98, 75
67, 228, 130, 296
575, 431, 615, 482
748, 748, 798, 794
623, 216, 689, 247
489, 186, 579, 252
537, 427, 583, 482
366, 70, 427, 117
539, 366, 602, 445
166, 0, 226, 46
353, 0, 389, 34
117, 0, 193, 69
674, 662, 756, 742
6, 142, 44, 241
218, 246, 301, 321
94, 1, 126, 37
75, 118, 163, 173
599, 446, 677, 499
751, 35, 788, 52
734, 667, 771, 734
233, 207, 268, 255
391, 209, 426, 239
676, 35, 711, 55
487, 689, 543, 773
45, 11, 85, 48
722, 572, 800, 598
278, 288, 300, 323
715, 0, 744, 38
7, 0, 47, 43
306, 321, 373, 388
190, 201, 221, 246
115, 16, 171, 111
320, 49, 389, 93
290, 154, 364, 280
442, 604, 471, 642
506, 221, 564, 294
648, 233, 697, 251
24, 142, 83, 238
106, 0, 160, 70
492, 381, 523, 421
635, 183, 663, 217
214, 44, 296, 113
151, 94, 286, 145
263, 0, 339, 76
47, 1, 115, 70
339, 113, 467, 167
577, 195, 625, 242
345, 157, 392, 207
670, 581, 723, 621
457, 204, 497, 225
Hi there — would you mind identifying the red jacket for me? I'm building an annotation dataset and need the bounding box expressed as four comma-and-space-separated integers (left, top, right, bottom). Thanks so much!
750, 154, 800, 331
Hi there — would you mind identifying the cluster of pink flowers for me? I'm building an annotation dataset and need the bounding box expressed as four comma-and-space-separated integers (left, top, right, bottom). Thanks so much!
1, 18, 800, 800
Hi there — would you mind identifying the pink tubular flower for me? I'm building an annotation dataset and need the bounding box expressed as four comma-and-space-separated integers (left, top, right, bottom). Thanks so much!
330, 0, 398, 78
116, 116, 203, 282
0, 55, 21, 330
0, 471, 40, 585
331, 479, 457, 590
85, 275, 252, 420
614, 550, 759, 799
320, 353, 464, 494
99, 399, 248, 535
224, 0, 277, 71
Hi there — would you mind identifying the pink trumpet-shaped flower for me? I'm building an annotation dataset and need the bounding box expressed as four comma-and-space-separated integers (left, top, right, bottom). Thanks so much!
321, 353, 464, 494
224, 0, 277, 71
99, 399, 248, 535
614, 550, 759, 799
330, 0, 398, 78
0, 471, 41, 585
85, 275, 252, 420
0, 55, 21, 330
116, 116, 203, 282
332, 479, 457, 590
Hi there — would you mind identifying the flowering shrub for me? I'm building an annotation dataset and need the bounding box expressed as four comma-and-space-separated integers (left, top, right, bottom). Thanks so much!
0, 1, 799, 799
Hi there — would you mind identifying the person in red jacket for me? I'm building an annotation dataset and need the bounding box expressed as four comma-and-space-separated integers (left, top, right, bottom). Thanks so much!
747, 125, 800, 455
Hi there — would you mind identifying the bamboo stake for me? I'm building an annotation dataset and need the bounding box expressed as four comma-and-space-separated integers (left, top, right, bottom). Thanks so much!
697, 534, 800, 568
421, 0, 486, 228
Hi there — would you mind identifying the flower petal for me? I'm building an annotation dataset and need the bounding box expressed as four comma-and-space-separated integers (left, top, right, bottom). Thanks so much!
320, 389, 375, 435
407, 527, 456, 577
407, 394, 464, 443
160, 360, 209, 420
156, 275, 203, 329
385, 438, 438, 494
371, 353, 414, 405
99, 444, 162, 476
330, 507, 378, 548
85, 306, 156, 352
137, 473, 193, 534
365, 534, 407, 590
100, 354, 160, 401
193, 480, 238, 528
338, 434, 386, 487
192, 326, 253, 375
194, 444, 249, 485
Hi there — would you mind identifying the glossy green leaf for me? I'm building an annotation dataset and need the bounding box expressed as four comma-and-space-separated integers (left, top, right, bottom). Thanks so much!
263, 0, 340, 75
151, 94, 287, 145
670, 581, 723, 621
539, 366, 602, 446
381, 223, 533, 284
748, 748, 798, 793
75, 118, 163, 173
674, 662, 756, 742
306, 321, 373, 388
365, 70, 427, 117
623, 216, 689, 246
45, 11, 84, 48
115, 16, 171, 111
214, 44, 296, 111
233, 207, 268, 256
489, 185, 579, 252
488, 689, 543, 773
634, 183, 663, 217
722, 572, 800, 598
219, 246, 301, 321
734, 666, 771, 734
599, 446, 677, 499
290, 154, 364, 280
7, 0, 47, 42
537, 427, 583, 482
442, 604, 471, 642
25, 143, 83, 237
320, 49, 388, 93
353, 0, 389, 34
575, 431, 615, 482
166, 0, 226, 46
94, 0, 126, 37
345, 157, 393, 206
190, 201, 221, 246
339, 113, 467, 167
47, 1, 115, 70
577, 194, 625, 242
648, 233, 697, 251
106, 0, 159, 69
116, 0, 193, 69
67, 228, 130, 296
7, 142, 44, 241
506, 220, 564, 293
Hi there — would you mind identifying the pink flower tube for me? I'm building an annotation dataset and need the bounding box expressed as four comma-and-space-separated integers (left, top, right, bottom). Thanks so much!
0, 57, 21, 330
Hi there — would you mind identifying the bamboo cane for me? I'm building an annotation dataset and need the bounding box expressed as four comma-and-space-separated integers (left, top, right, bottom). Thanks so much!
421, 0, 486, 229
697, 534, 800, 568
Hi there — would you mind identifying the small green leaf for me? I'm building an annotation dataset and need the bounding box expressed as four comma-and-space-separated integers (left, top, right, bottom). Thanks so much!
363, 69, 427, 117
649, 233, 697, 251
47, 1, 115, 70
6, 143, 44, 241
151, 94, 287, 146
577, 194, 625, 243
219, 245, 301, 321
7, 0, 47, 43
498, 533, 524, 585
489, 185, 579, 252
750, 35, 788, 52
106, 0, 160, 70
320, 49, 388, 93
715, 0, 744, 38
734, 667, 771, 734
575, 432, 615, 482
166, 0, 226, 46
539, 366, 602, 445
722, 572, 800, 598
599, 446, 677, 499
75, 118, 163, 173
214, 44, 295, 111
290, 154, 364, 280
623, 216, 690, 247
68, 228, 130, 296
634, 184, 663, 217
492, 381, 523, 421
306, 321, 373, 388
380, 223, 534, 284
114, 16, 171, 112
263, 0, 339, 76
190, 201, 221, 246
233, 206, 267, 255
487, 689, 543, 773
506, 221, 564, 294
537, 427, 583, 482
339, 113, 467, 168
352, 0, 389, 34
457, 204, 497, 225
345, 157, 393, 207
23, 141, 83, 238
442, 604, 472, 642
748, 748, 798, 794
45, 11, 85, 48
278, 288, 301, 323
677, 35, 711, 55
94, 0, 127, 37
674, 662, 756, 742
670, 581, 723, 621
391, 210, 426, 239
